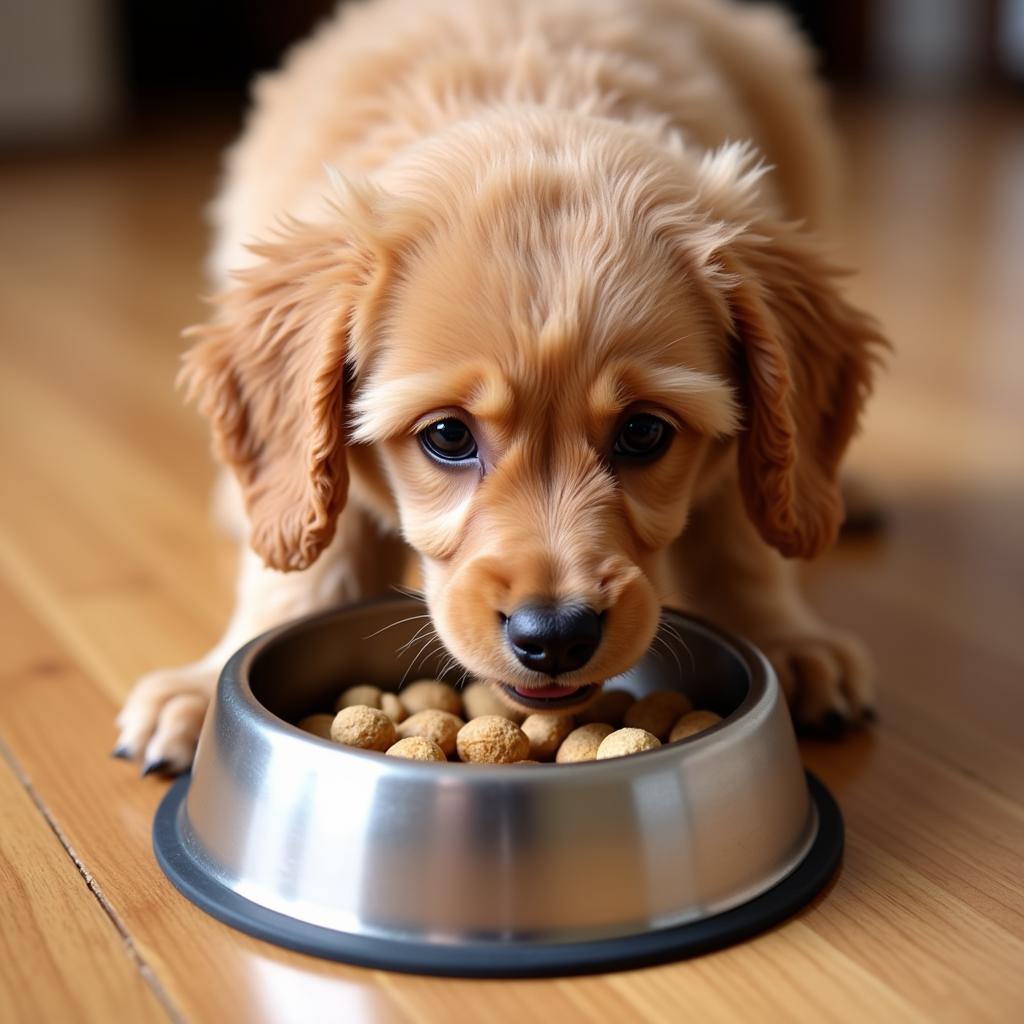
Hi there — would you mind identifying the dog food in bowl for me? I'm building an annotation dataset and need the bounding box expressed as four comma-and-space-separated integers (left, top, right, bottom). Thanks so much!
577, 689, 635, 727
296, 712, 335, 739
556, 722, 615, 762
334, 684, 385, 713
669, 709, 724, 741
456, 716, 531, 764
396, 709, 464, 757
298, 678, 723, 764
385, 736, 447, 761
399, 679, 464, 717
329, 705, 397, 751
623, 690, 693, 739
596, 727, 662, 759
521, 713, 575, 760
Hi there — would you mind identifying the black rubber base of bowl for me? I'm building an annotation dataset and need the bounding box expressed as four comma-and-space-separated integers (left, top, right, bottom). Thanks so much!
153, 771, 842, 978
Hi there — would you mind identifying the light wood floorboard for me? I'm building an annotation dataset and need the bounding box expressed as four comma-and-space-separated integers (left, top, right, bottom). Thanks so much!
0, 95, 1021, 1021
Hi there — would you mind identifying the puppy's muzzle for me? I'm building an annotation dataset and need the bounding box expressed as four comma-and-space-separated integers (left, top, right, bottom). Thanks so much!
503, 603, 602, 676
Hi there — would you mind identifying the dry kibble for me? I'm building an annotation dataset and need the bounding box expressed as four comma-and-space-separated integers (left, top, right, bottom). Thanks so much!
297, 713, 334, 740
397, 709, 464, 758
400, 679, 464, 717
380, 692, 408, 724
330, 705, 396, 752
521, 714, 576, 761
309, 672, 716, 763
462, 681, 525, 723
577, 689, 635, 727
456, 716, 530, 764
386, 736, 446, 762
555, 722, 615, 763
596, 727, 662, 760
624, 690, 693, 740
334, 684, 383, 713
668, 709, 723, 742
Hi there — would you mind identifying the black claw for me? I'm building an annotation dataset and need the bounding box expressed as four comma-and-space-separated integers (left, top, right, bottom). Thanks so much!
141, 758, 171, 777
797, 710, 850, 740
820, 710, 850, 738
839, 508, 886, 536
111, 745, 132, 760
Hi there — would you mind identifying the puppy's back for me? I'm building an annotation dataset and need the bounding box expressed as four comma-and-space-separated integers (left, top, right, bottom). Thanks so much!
209, 0, 836, 280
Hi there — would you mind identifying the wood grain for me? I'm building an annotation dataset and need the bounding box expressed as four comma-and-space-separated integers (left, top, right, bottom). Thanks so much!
0, 584, 414, 1024
0, 752, 171, 1024
0, 95, 1022, 1022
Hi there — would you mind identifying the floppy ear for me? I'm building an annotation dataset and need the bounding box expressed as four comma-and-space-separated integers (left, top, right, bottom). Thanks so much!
715, 221, 887, 558
686, 144, 888, 558
180, 203, 383, 571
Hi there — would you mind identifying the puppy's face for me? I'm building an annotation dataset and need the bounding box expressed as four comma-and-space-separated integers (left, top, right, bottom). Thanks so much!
351, 176, 739, 712
183, 115, 883, 714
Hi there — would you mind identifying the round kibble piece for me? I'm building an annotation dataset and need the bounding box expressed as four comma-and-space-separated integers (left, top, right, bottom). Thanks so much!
456, 716, 530, 764
330, 705, 396, 752
668, 709, 723, 743
596, 727, 662, 760
380, 692, 408, 724
400, 679, 463, 717
397, 709, 464, 758
624, 690, 693, 740
462, 681, 525, 723
556, 722, 615, 763
385, 736, 446, 762
521, 714, 576, 761
334, 684, 383, 713
297, 713, 334, 740
578, 689, 635, 727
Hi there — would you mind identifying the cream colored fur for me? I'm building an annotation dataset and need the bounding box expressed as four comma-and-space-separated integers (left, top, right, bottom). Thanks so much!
118, 0, 883, 772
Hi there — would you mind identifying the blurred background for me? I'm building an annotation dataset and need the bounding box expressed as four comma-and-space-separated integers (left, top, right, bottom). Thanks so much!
1, 0, 1023, 143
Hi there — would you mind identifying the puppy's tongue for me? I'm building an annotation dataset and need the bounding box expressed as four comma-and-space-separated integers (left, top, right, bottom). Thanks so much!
514, 684, 581, 699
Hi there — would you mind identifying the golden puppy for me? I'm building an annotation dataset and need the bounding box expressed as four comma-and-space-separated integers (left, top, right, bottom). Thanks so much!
117, 0, 885, 773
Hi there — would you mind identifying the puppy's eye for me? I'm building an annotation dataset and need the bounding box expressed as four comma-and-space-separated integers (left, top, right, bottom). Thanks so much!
613, 414, 672, 461
419, 418, 478, 463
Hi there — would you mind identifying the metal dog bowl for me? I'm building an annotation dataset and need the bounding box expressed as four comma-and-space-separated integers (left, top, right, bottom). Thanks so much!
153, 598, 842, 976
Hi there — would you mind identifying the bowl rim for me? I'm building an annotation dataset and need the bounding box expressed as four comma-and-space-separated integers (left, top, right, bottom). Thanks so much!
222, 596, 776, 779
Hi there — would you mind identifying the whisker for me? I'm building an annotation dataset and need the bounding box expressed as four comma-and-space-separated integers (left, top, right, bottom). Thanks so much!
412, 634, 444, 666
390, 583, 425, 601
398, 637, 438, 685
653, 633, 683, 676
657, 617, 695, 675
400, 635, 448, 685
437, 654, 461, 681
362, 612, 431, 641
397, 621, 436, 654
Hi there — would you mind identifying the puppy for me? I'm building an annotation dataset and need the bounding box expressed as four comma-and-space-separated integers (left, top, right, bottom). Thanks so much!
117, 0, 885, 773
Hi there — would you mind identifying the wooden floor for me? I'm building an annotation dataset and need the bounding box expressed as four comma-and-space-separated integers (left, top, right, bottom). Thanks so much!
1, 93, 1022, 1023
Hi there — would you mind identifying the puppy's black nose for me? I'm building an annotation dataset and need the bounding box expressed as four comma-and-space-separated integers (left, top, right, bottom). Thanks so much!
504, 604, 602, 676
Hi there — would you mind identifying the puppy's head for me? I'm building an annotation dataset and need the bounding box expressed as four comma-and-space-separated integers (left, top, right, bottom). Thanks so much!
183, 114, 884, 713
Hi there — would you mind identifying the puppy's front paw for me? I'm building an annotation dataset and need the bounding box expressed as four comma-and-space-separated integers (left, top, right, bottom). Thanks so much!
114, 663, 217, 775
759, 626, 877, 736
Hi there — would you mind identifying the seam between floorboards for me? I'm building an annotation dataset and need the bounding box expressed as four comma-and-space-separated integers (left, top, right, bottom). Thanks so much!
0, 736, 186, 1024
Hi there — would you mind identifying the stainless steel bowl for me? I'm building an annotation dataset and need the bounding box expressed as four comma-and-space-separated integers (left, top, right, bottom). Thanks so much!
154, 599, 842, 976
